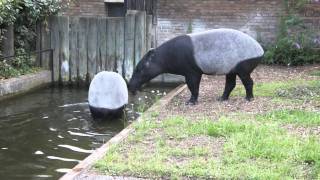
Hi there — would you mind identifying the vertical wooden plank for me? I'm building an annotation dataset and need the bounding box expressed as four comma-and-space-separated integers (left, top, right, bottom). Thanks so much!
116, 18, 125, 76
69, 17, 79, 84
98, 17, 107, 72
123, 10, 137, 81
146, 15, 153, 50
87, 17, 98, 82
152, 0, 157, 24
134, 11, 146, 66
59, 16, 70, 83
78, 17, 88, 83
106, 18, 117, 71
145, 0, 152, 14
49, 16, 60, 82
35, 22, 41, 66
41, 22, 51, 69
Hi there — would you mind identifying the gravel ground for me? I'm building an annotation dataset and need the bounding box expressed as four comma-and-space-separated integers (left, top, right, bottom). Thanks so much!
159, 65, 320, 137
90, 65, 320, 179
163, 65, 320, 119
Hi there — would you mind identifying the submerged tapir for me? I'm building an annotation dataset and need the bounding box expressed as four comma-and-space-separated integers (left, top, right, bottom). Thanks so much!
128, 28, 264, 105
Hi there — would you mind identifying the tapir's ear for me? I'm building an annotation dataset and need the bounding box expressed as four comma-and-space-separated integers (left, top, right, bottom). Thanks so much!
148, 48, 155, 55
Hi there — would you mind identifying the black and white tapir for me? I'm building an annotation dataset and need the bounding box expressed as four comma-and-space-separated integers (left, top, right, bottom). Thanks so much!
88, 71, 128, 119
128, 28, 264, 105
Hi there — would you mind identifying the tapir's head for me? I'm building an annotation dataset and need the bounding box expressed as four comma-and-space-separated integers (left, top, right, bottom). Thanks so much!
128, 49, 162, 94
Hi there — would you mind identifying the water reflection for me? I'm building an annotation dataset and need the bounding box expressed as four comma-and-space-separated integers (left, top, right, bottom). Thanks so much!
0, 84, 175, 180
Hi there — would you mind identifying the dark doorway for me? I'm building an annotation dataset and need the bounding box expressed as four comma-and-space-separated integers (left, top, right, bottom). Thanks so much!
107, 3, 126, 17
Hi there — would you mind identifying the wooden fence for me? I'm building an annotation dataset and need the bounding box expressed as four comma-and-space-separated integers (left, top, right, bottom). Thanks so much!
125, 0, 157, 24
36, 10, 155, 85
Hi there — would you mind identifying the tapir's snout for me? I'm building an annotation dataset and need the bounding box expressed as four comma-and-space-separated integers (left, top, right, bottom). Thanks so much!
129, 88, 137, 95
127, 80, 138, 95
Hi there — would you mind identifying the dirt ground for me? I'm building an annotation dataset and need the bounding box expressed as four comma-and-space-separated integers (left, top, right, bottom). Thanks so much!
162, 65, 320, 120
92, 64, 320, 179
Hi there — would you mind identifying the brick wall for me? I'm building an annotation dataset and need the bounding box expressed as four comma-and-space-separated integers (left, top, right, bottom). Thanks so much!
156, 0, 320, 45
60, 0, 107, 17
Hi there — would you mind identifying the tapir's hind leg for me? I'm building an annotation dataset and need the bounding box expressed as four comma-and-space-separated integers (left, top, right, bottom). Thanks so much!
185, 73, 202, 105
219, 73, 236, 101
238, 73, 254, 101
233, 57, 261, 101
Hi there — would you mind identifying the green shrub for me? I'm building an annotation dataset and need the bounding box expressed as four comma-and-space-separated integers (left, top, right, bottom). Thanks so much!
0, 60, 20, 79
0, 48, 38, 79
264, 37, 320, 66
1, 0, 68, 58
263, 1, 320, 66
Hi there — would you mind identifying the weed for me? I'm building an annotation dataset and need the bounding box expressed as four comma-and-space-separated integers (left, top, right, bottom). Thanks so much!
257, 109, 320, 127
310, 70, 320, 76
232, 80, 319, 101
263, 0, 320, 66
0, 49, 39, 79
95, 114, 320, 179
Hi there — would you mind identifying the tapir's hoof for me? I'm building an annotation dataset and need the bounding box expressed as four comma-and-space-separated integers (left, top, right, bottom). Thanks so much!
245, 96, 254, 102
185, 100, 198, 105
217, 96, 228, 102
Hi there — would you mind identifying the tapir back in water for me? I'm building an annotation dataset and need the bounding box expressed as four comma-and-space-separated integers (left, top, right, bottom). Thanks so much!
128, 28, 264, 105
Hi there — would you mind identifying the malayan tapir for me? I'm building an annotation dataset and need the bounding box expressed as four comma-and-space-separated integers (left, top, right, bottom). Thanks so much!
88, 71, 128, 119
128, 28, 264, 105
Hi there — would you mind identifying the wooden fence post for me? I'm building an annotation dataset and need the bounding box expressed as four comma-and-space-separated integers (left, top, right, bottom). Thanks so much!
106, 18, 117, 72
59, 16, 70, 83
134, 11, 146, 66
124, 10, 138, 81
78, 17, 89, 83
49, 16, 60, 82
98, 18, 108, 72
69, 17, 79, 84
87, 17, 98, 82
146, 15, 154, 51
41, 22, 51, 69
116, 18, 125, 76
36, 22, 41, 66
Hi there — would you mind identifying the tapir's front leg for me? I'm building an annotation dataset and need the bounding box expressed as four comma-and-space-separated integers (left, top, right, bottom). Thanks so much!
185, 73, 202, 105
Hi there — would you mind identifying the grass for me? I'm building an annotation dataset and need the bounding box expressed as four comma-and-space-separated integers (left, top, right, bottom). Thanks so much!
95, 115, 320, 179
94, 72, 320, 179
257, 109, 320, 127
310, 70, 320, 76
231, 80, 320, 101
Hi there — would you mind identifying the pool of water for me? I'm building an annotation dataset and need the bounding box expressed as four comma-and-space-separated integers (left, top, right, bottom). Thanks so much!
0, 84, 176, 180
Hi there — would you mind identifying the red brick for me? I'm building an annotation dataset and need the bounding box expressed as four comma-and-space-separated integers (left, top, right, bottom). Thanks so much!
156, 0, 320, 45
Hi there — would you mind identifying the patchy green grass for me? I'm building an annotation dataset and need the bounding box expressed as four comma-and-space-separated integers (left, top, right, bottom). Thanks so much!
95, 116, 320, 179
207, 116, 252, 137
310, 70, 320, 76
94, 68, 320, 179
221, 123, 320, 179
257, 109, 320, 127
231, 80, 320, 101
232, 81, 296, 97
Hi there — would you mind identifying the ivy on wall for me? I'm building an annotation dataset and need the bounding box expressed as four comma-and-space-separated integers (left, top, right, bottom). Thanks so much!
263, 0, 320, 66
0, 0, 67, 26
0, 0, 69, 79
1, 0, 69, 50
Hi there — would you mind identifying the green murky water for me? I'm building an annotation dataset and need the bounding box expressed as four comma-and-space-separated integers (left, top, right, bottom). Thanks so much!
0, 84, 176, 180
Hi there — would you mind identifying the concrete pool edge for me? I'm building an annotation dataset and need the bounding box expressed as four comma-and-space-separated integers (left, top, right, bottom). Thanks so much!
0, 70, 52, 101
59, 84, 187, 180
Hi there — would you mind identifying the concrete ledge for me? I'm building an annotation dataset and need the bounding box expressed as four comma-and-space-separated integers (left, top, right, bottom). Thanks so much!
60, 84, 187, 180
0, 70, 52, 101
151, 74, 185, 83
